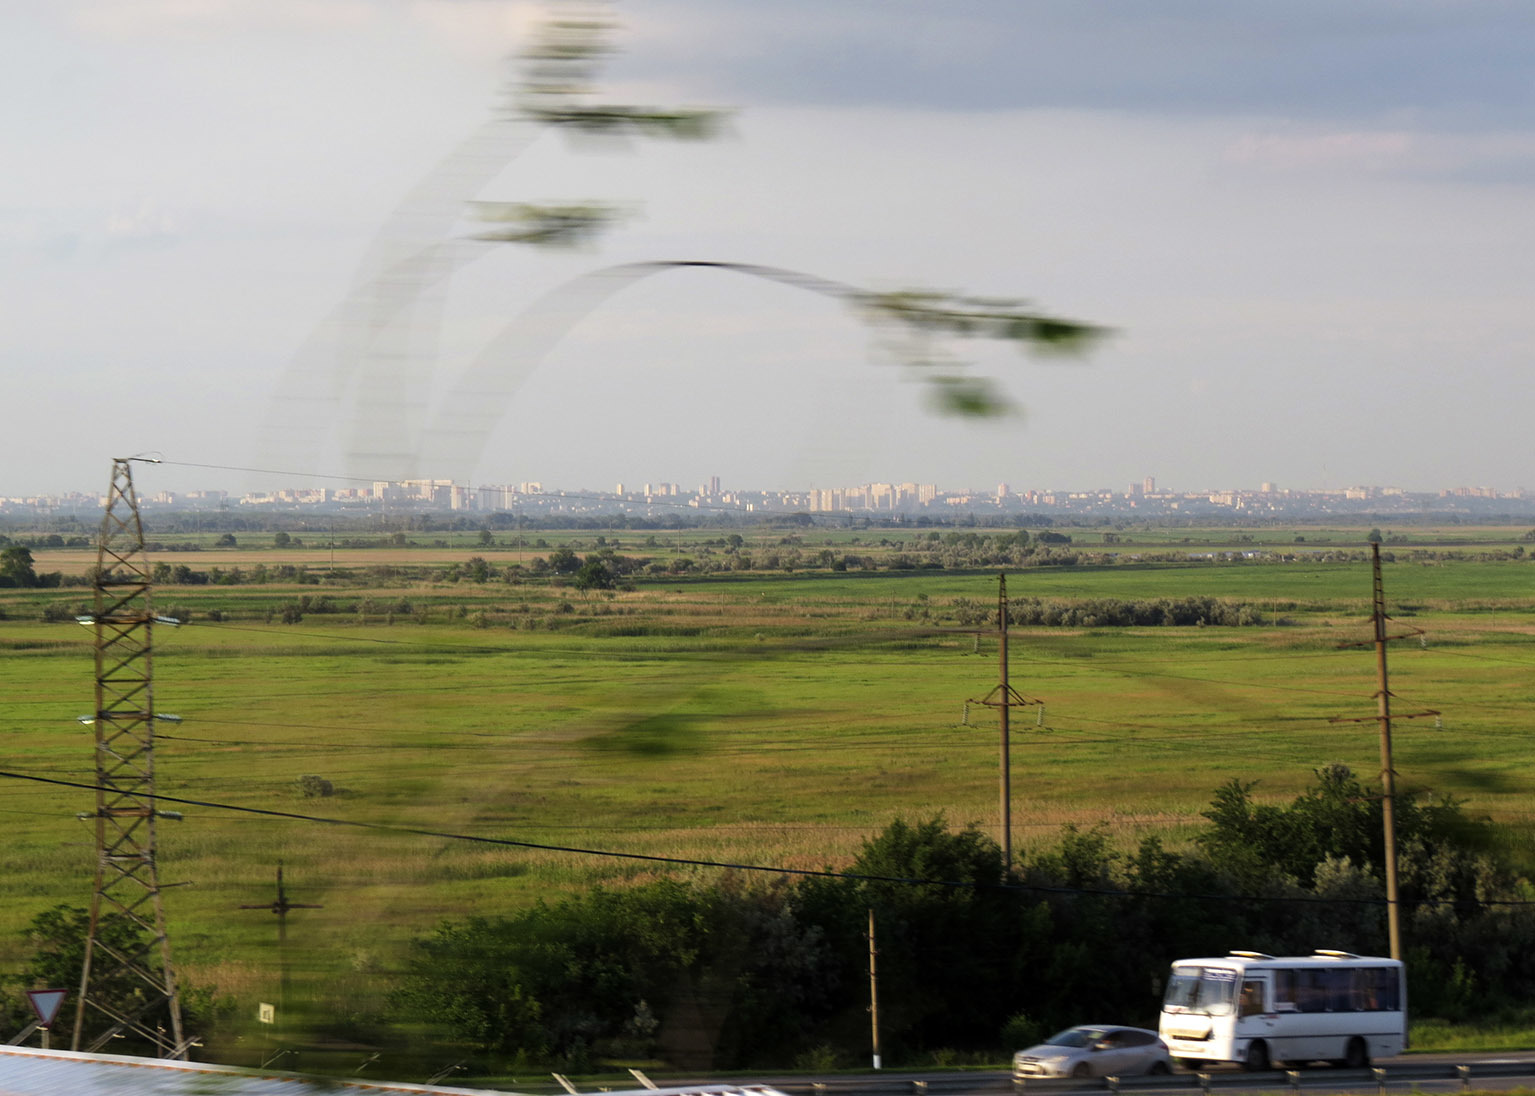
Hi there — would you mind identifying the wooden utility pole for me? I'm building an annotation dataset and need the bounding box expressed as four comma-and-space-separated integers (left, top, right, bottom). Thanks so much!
867, 909, 881, 1070
1331, 542, 1438, 961
998, 576, 1012, 867
1370, 543, 1403, 961
966, 573, 1039, 869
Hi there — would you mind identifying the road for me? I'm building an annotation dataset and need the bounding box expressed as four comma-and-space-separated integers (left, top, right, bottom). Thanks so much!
746, 1053, 1535, 1096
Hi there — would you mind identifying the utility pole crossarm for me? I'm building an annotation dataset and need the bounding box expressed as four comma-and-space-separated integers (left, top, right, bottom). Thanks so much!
1329, 708, 1439, 724
968, 683, 1041, 710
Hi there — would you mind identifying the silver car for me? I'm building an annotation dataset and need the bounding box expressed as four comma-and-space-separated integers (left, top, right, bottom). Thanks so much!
1013, 1025, 1174, 1079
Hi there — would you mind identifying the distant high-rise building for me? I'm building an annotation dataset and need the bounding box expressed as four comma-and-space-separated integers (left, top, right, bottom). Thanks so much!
996, 482, 1010, 499
1143, 475, 1156, 495
615, 482, 625, 496
709, 475, 721, 496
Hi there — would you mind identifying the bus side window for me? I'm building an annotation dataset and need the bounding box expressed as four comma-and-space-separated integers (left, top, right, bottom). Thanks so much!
1356, 969, 1379, 1011
1274, 970, 1298, 1012
1374, 967, 1400, 1012
1299, 971, 1324, 1013
1321, 969, 1351, 1011
1239, 980, 1265, 1018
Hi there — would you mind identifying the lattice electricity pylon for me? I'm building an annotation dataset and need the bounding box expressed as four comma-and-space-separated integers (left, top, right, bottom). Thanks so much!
72, 458, 191, 1058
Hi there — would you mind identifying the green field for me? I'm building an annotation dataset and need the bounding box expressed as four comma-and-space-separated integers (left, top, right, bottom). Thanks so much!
2, 530, 1534, 1065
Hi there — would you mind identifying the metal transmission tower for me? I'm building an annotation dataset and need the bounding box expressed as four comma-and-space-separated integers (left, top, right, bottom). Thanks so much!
73, 457, 191, 1058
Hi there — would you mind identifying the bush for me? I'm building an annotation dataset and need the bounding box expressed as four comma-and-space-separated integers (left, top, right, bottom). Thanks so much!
296, 775, 334, 798
1001, 1012, 1045, 1051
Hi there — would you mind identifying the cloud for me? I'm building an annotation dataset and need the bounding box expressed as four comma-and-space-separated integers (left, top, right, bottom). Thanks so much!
69, 0, 375, 37
406, 0, 544, 64
1225, 130, 1415, 172
619, 0, 1535, 129
1223, 126, 1535, 184
0, 210, 82, 262
68, 0, 541, 64
104, 200, 179, 250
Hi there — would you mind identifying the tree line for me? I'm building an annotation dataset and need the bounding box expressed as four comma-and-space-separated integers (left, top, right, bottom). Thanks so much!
379, 764, 1524, 1071
14, 765, 1517, 1071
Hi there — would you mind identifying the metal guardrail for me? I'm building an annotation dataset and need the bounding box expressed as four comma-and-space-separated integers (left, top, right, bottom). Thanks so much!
768, 1061, 1535, 1096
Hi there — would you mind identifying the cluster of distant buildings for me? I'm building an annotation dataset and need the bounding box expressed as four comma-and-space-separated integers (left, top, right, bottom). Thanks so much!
3, 474, 1529, 520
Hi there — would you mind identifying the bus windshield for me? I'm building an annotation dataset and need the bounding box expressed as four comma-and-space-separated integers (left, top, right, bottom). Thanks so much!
1163, 967, 1239, 1016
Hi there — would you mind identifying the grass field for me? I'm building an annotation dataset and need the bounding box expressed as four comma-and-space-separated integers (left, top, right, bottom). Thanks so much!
2, 530, 1534, 1063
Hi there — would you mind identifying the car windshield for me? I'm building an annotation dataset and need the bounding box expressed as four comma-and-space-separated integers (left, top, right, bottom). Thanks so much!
1163, 967, 1238, 1016
1044, 1028, 1108, 1048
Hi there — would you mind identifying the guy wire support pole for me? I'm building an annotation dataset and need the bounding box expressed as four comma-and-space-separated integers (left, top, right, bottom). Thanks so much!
73, 457, 191, 1058
966, 572, 1040, 870
1329, 541, 1438, 962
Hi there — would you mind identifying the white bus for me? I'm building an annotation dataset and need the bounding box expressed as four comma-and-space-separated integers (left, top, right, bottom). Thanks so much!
1158, 950, 1406, 1072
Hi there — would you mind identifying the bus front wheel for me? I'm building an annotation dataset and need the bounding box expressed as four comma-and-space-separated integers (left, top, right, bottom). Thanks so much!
1244, 1041, 1271, 1072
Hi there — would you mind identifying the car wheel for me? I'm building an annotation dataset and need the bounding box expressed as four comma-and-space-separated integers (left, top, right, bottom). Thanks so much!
1244, 1041, 1270, 1072
1072, 1063, 1092, 1079
1149, 1061, 1172, 1076
1343, 1037, 1370, 1069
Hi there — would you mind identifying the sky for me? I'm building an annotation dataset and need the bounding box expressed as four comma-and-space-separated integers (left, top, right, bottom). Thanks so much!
6, 0, 1535, 499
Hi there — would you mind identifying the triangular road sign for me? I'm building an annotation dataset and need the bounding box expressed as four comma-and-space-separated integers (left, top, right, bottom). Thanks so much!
25, 989, 67, 1029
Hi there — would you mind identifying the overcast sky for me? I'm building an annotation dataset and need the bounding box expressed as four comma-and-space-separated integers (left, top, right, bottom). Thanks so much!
6, 0, 1535, 498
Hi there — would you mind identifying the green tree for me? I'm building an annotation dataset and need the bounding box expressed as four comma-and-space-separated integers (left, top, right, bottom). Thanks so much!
5, 905, 192, 1055
1197, 763, 1498, 896
572, 558, 615, 591
546, 546, 580, 574
395, 879, 833, 1070
0, 545, 38, 588
793, 817, 1020, 1059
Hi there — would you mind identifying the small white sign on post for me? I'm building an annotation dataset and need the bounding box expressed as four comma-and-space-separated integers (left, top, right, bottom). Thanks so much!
258, 1002, 276, 1025
25, 989, 66, 1030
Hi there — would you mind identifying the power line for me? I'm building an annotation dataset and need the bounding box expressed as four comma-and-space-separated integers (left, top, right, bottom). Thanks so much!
5, 768, 1518, 909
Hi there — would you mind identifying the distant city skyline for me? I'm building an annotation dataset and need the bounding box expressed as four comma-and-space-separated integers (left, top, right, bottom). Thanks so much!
4, 472, 1528, 519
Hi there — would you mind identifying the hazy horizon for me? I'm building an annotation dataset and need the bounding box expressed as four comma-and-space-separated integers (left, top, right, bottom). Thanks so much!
4, 465, 1526, 504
